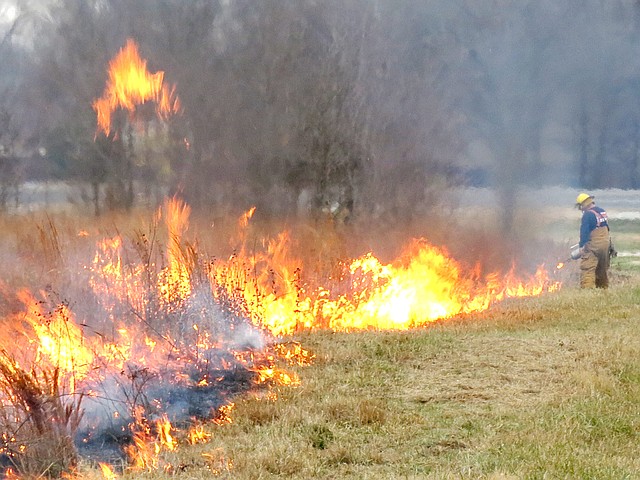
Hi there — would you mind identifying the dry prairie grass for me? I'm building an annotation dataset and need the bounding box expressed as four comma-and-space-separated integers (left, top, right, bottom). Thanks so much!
81, 284, 640, 480
0, 206, 637, 478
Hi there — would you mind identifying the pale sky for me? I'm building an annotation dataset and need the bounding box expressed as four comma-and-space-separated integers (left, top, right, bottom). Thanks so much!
0, 2, 17, 24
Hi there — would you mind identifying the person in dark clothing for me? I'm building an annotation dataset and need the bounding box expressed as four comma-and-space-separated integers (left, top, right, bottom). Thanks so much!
575, 193, 611, 288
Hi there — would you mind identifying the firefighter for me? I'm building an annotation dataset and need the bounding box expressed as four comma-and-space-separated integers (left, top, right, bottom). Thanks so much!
575, 193, 611, 289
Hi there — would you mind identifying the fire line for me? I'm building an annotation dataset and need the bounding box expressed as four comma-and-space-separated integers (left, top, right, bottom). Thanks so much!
0, 198, 559, 477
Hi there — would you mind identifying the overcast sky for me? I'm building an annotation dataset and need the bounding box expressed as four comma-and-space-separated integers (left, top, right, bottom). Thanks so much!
0, 1, 16, 23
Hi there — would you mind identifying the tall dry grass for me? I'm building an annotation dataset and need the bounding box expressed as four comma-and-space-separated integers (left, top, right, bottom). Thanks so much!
0, 352, 83, 478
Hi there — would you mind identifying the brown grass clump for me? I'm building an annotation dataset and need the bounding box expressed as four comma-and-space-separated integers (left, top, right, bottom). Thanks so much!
0, 350, 83, 478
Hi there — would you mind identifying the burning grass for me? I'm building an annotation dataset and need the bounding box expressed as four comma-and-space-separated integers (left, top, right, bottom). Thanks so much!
0, 196, 605, 478
0, 351, 83, 478
0, 201, 313, 477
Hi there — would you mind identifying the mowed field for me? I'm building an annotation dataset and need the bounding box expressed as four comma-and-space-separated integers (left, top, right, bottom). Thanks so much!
1, 186, 639, 479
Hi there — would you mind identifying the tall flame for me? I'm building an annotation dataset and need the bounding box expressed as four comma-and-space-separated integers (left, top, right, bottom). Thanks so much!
99, 463, 118, 480
210, 212, 560, 336
159, 197, 193, 305
17, 289, 95, 392
93, 38, 181, 135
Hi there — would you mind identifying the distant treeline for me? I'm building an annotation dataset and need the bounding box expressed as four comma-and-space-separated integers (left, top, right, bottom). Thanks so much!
0, 0, 639, 222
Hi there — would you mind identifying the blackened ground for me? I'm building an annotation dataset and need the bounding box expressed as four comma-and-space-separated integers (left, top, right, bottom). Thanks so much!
75, 363, 259, 465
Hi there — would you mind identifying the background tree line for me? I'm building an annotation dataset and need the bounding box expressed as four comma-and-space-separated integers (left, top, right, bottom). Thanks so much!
1, 0, 640, 225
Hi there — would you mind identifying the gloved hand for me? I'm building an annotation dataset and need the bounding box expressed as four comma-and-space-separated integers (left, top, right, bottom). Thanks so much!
570, 245, 582, 260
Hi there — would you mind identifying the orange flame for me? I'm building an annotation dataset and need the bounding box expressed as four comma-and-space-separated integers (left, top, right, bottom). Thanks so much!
210, 214, 560, 335
213, 403, 235, 425
0, 200, 309, 476
17, 289, 95, 392
158, 197, 193, 306
4, 468, 19, 480
274, 342, 315, 366
91, 198, 194, 312
124, 429, 158, 471
156, 415, 177, 452
99, 462, 118, 480
93, 38, 181, 135
90, 235, 148, 312
188, 423, 212, 445
123, 408, 179, 472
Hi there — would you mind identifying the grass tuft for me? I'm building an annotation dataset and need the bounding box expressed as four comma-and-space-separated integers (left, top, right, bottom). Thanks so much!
308, 424, 334, 449
0, 350, 82, 478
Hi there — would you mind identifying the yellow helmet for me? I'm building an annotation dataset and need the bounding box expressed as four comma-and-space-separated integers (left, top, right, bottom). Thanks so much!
575, 192, 594, 208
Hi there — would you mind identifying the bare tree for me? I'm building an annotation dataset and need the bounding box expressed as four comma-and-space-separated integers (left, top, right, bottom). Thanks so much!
9, 0, 640, 219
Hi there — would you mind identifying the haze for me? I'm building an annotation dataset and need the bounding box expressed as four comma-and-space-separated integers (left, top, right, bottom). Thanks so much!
0, 0, 637, 231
